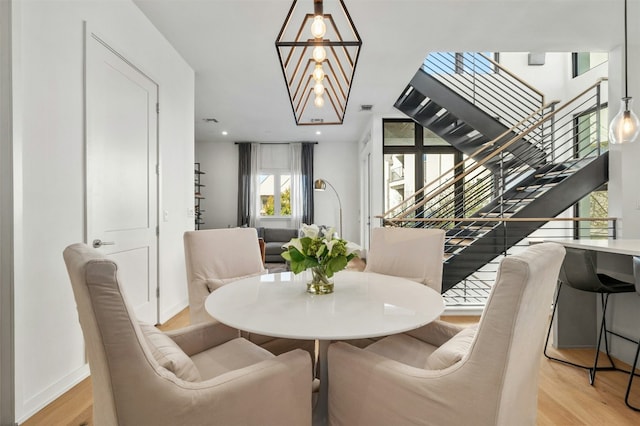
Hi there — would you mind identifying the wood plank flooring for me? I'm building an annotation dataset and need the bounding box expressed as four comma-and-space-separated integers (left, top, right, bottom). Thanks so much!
22, 312, 640, 425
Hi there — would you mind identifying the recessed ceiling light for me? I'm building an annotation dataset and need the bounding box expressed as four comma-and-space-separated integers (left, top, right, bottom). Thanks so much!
315, 130, 322, 135
221, 131, 228, 136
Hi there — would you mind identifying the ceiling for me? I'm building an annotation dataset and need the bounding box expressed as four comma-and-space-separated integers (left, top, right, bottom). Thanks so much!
133, 0, 624, 145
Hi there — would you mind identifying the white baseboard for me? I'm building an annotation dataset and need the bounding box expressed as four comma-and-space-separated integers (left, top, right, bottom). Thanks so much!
443, 305, 484, 316
17, 364, 89, 424
159, 298, 188, 324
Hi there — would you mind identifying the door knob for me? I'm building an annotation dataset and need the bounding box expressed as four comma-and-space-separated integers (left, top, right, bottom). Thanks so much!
92, 239, 115, 248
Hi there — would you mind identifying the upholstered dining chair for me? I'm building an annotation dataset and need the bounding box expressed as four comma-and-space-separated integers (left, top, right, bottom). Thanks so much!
184, 227, 314, 356
364, 227, 446, 292
328, 242, 565, 426
63, 243, 311, 426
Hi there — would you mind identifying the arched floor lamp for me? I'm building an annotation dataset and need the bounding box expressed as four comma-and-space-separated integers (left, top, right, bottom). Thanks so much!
314, 178, 342, 237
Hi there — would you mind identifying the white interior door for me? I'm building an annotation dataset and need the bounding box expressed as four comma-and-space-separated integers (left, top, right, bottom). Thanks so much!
85, 30, 159, 324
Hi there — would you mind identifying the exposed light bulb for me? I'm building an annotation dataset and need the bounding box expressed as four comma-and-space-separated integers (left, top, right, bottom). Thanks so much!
314, 82, 325, 96
314, 95, 325, 108
310, 15, 326, 38
609, 97, 640, 144
313, 64, 325, 81
312, 46, 326, 63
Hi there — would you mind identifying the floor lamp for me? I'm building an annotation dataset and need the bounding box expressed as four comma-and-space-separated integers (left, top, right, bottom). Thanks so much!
314, 178, 342, 237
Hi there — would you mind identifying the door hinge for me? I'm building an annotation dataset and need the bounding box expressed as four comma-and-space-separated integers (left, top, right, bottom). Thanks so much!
156, 102, 159, 114
156, 226, 159, 236
156, 164, 160, 175
156, 287, 160, 298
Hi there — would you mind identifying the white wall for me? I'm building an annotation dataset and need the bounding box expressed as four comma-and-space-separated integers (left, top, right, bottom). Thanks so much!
195, 140, 238, 229
195, 139, 361, 242
12, 0, 194, 422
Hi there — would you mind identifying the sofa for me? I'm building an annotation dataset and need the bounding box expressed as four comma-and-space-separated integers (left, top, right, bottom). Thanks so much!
257, 227, 299, 263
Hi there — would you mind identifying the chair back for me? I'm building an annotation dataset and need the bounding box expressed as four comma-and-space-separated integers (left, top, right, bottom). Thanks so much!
364, 227, 445, 292
559, 247, 610, 292
468, 242, 565, 425
63, 243, 157, 425
183, 228, 266, 323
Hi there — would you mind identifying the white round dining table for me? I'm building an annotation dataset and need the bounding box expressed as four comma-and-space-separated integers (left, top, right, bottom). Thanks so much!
205, 270, 445, 425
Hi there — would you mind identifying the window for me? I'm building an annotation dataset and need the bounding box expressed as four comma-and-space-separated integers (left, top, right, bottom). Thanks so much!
572, 52, 608, 78
383, 120, 465, 218
423, 52, 498, 75
573, 105, 609, 237
259, 173, 291, 217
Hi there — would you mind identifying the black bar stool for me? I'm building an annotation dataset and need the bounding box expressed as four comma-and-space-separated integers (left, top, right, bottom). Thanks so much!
544, 247, 636, 385
624, 256, 640, 411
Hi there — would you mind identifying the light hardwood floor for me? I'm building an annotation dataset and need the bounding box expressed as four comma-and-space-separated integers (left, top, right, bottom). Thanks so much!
22, 312, 640, 425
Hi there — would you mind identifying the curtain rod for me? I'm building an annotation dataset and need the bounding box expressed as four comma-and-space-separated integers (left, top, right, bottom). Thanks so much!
234, 141, 318, 145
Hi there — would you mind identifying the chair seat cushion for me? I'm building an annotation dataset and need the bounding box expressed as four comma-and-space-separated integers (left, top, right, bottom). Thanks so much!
191, 337, 275, 380
140, 322, 202, 382
365, 334, 438, 369
424, 325, 477, 370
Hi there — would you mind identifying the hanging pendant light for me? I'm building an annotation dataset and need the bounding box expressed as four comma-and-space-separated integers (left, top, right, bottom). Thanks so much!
609, 0, 640, 144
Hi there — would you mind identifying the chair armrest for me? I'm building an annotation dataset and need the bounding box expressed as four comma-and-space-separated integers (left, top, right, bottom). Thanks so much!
328, 342, 462, 425
165, 321, 240, 356
404, 320, 465, 346
164, 349, 312, 425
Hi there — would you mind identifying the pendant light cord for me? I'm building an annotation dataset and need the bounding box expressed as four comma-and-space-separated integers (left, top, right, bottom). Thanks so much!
625, 0, 629, 98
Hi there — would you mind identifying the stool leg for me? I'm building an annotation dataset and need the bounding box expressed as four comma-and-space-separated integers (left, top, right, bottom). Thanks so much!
625, 338, 640, 411
590, 293, 615, 385
543, 282, 562, 360
544, 282, 594, 372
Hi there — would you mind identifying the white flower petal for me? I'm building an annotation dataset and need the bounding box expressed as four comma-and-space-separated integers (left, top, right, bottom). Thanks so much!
345, 241, 362, 256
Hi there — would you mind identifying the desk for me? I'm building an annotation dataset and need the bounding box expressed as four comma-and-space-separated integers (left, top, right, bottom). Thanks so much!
205, 270, 444, 425
546, 239, 640, 349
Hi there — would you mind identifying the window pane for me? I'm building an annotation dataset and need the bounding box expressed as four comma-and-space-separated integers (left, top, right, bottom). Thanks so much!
423, 127, 448, 146
280, 174, 291, 216
384, 154, 415, 215
577, 190, 608, 238
259, 174, 274, 216
423, 153, 455, 218
384, 121, 414, 146
576, 107, 608, 158
574, 52, 608, 77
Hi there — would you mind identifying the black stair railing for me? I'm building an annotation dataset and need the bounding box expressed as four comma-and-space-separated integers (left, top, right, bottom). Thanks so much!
420, 52, 545, 130
381, 79, 609, 292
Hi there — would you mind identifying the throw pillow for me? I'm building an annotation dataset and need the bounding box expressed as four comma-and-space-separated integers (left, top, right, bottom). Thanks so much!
139, 322, 202, 382
425, 324, 477, 370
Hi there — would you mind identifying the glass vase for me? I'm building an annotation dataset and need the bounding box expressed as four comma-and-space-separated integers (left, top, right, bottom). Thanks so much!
306, 266, 334, 295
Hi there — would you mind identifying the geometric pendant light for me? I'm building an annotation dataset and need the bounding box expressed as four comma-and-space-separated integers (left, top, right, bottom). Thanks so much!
276, 0, 362, 125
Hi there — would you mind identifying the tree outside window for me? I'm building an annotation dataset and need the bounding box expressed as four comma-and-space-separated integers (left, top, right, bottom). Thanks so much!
259, 173, 291, 216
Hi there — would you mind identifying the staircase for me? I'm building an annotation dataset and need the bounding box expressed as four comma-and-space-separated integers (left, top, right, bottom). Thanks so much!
386, 54, 610, 293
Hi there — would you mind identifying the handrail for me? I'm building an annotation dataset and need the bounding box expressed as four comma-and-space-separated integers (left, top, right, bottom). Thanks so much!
421, 52, 544, 129
380, 78, 608, 222
385, 217, 617, 223
380, 103, 548, 218
478, 53, 545, 104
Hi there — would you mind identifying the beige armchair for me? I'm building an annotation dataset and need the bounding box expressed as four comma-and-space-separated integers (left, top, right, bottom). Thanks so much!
184, 227, 267, 324
184, 228, 314, 356
328, 242, 565, 426
364, 227, 446, 292
64, 243, 311, 426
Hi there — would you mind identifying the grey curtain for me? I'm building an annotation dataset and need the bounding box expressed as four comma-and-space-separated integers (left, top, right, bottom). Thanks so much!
237, 143, 251, 226
301, 142, 314, 225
